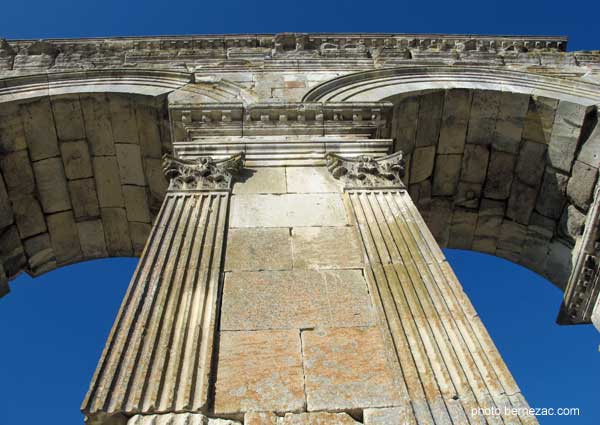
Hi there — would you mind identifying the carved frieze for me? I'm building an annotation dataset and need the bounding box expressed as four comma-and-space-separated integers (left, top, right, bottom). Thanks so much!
162, 152, 244, 191
324, 151, 405, 189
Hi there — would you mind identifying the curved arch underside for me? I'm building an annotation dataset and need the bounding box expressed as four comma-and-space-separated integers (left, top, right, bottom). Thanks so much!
0, 65, 599, 299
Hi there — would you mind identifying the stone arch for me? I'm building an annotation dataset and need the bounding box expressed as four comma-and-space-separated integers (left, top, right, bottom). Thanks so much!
305, 66, 600, 291
0, 70, 255, 295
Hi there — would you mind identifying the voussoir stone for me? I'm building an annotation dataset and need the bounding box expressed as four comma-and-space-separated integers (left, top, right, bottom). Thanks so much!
60, 139, 93, 179
566, 160, 598, 210
214, 330, 305, 415
33, 157, 72, 213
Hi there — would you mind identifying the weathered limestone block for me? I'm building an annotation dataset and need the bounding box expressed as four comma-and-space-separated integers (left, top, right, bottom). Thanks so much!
214, 330, 305, 415
522, 96, 558, 144
460, 144, 489, 184
0, 103, 27, 154
472, 199, 505, 254
427, 198, 452, 246
497, 220, 527, 258
291, 226, 363, 269
455, 181, 482, 209
93, 156, 124, 207
230, 194, 348, 227
547, 101, 591, 172
543, 240, 573, 286
129, 222, 151, 255
144, 158, 168, 207
33, 157, 71, 213
558, 204, 586, 243
20, 98, 59, 161
416, 91, 444, 147
221, 270, 373, 330
466, 91, 500, 145
301, 327, 402, 412
506, 179, 538, 224
23, 233, 55, 275
128, 413, 241, 425
535, 168, 568, 219
449, 207, 477, 249
577, 120, 600, 167
244, 412, 278, 425
392, 96, 418, 152
109, 95, 139, 144
46, 210, 82, 264
566, 161, 598, 210
233, 168, 287, 194
286, 167, 340, 193
77, 219, 108, 258
60, 139, 93, 179
115, 143, 145, 186
280, 412, 360, 425
123, 185, 151, 223
0, 263, 7, 297
364, 407, 417, 425
225, 227, 293, 271
135, 104, 162, 158
409, 146, 435, 183
483, 150, 515, 200
432, 154, 461, 196
51, 96, 86, 141
68, 178, 100, 219
437, 89, 472, 154
0, 176, 13, 229
11, 194, 46, 239
0, 150, 35, 194
0, 225, 26, 276
80, 94, 116, 156
492, 92, 529, 153
100, 207, 132, 256
515, 140, 546, 188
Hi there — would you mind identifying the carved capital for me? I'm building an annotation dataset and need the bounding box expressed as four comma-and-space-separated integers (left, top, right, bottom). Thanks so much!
162, 152, 245, 191
324, 151, 405, 189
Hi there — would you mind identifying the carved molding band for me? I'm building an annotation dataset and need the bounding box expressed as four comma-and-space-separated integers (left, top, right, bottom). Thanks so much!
325, 151, 405, 189
162, 152, 245, 191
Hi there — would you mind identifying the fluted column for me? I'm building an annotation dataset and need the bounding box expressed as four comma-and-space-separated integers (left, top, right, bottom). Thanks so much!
325, 152, 538, 425
82, 153, 244, 425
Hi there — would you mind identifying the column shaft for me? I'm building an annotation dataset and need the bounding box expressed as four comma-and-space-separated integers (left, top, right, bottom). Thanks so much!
345, 189, 538, 425
82, 190, 229, 422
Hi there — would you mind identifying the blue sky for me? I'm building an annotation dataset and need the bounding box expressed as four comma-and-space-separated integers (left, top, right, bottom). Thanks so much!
1, 1, 600, 424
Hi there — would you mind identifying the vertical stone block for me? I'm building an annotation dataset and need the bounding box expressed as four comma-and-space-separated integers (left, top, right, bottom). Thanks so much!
0, 150, 35, 195
410, 146, 436, 183
101, 207, 132, 256
438, 89, 472, 154
432, 154, 462, 196
522, 96, 558, 144
116, 143, 145, 186
80, 94, 116, 156
32, 157, 71, 213
68, 178, 100, 219
492, 92, 529, 153
60, 139, 93, 179
109, 95, 139, 144
461, 144, 490, 184
123, 185, 151, 223
483, 150, 515, 200
547, 101, 591, 172
535, 168, 568, 219
466, 90, 501, 145
46, 210, 81, 263
51, 96, 86, 141
77, 219, 108, 258
11, 194, 46, 239
20, 98, 59, 161
93, 156, 124, 208
416, 91, 444, 147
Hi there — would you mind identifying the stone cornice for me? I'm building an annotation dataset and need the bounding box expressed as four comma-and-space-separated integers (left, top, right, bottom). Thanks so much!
325, 151, 406, 189
169, 101, 393, 140
3, 33, 568, 52
162, 152, 245, 191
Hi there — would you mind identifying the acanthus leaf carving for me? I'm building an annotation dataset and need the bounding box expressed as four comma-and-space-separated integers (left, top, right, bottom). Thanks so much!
324, 151, 405, 189
162, 152, 245, 191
